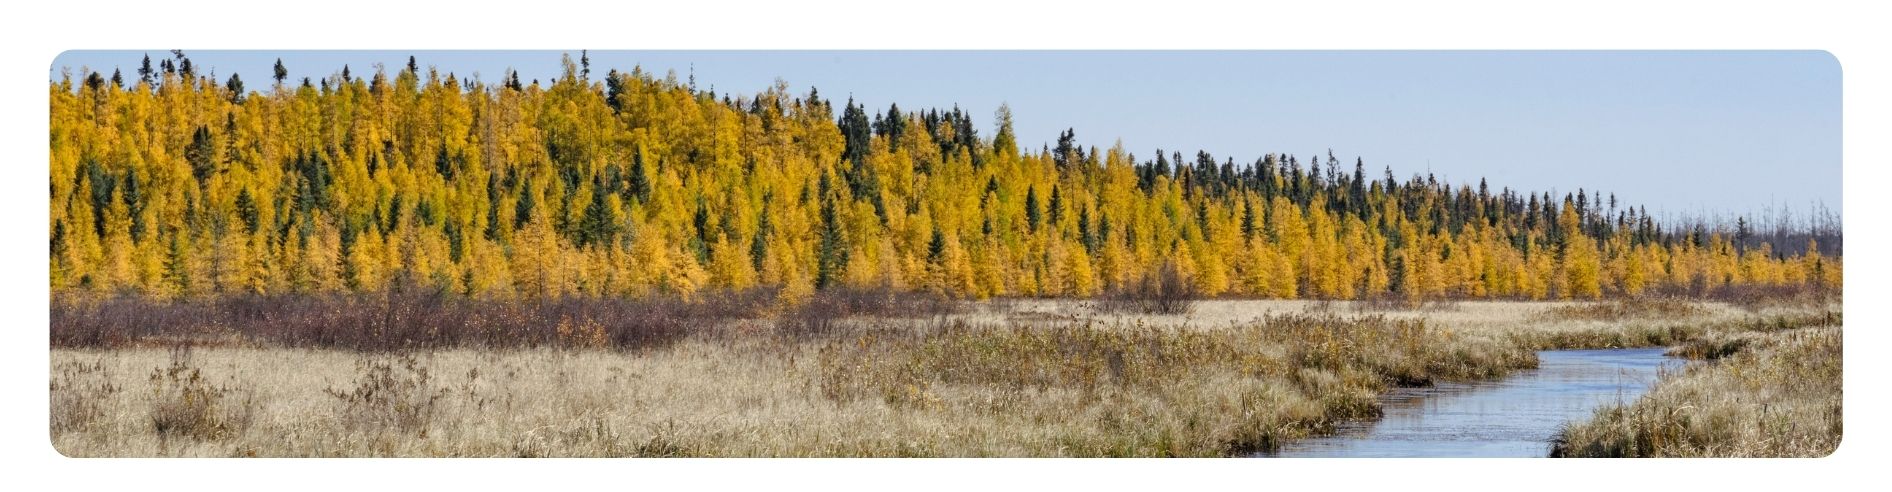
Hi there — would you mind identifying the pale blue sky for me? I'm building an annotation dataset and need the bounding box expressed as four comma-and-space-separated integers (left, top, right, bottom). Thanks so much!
51, 51, 1840, 218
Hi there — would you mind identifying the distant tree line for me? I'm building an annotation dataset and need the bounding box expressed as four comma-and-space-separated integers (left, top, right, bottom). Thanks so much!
48, 52, 1841, 301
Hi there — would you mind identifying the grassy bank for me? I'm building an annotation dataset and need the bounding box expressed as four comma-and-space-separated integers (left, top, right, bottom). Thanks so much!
1550, 325, 1843, 457
50, 297, 1839, 457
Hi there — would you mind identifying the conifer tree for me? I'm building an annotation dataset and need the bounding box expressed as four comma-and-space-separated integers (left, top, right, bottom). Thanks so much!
815, 173, 849, 289
225, 73, 244, 103
1024, 186, 1041, 233
139, 53, 154, 85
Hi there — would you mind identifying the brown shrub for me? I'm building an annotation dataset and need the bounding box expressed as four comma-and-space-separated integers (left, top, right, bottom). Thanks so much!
50, 360, 118, 435
325, 353, 445, 436
50, 289, 783, 351
777, 287, 959, 338
146, 347, 256, 443
1096, 260, 1199, 315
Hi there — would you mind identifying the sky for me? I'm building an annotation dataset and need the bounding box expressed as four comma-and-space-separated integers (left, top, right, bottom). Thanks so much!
50, 50, 1840, 219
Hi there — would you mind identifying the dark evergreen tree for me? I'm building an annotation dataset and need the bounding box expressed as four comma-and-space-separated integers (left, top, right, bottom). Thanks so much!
1054, 129, 1077, 171
874, 103, 906, 146
626, 150, 651, 203
605, 69, 624, 113
815, 173, 849, 289
1736, 216, 1752, 253
434, 145, 456, 181
1024, 186, 1041, 233
927, 228, 947, 263
138, 53, 154, 85
1047, 185, 1063, 225
235, 188, 259, 234
185, 126, 216, 187
513, 186, 537, 229
837, 98, 883, 220
690, 197, 712, 263
577, 179, 618, 248
273, 58, 287, 85
1351, 157, 1369, 218
83, 161, 115, 237
1240, 199, 1257, 238
171, 50, 192, 79
225, 73, 244, 104
839, 97, 872, 167
1153, 150, 1170, 178
484, 174, 503, 240
1077, 207, 1095, 252
122, 169, 145, 242
751, 194, 772, 274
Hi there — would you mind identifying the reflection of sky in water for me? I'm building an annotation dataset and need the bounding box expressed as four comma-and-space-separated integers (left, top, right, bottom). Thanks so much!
1262, 348, 1682, 458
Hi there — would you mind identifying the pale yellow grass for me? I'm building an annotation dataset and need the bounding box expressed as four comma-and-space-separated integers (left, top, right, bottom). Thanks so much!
50, 298, 1838, 457
972, 298, 1822, 347
50, 337, 1365, 457
1553, 326, 1842, 457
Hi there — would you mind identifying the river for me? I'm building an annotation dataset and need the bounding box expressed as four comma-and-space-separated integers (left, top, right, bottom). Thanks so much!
1261, 347, 1681, 457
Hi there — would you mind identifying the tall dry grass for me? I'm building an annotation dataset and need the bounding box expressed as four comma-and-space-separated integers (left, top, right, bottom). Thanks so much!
50, 296, 1838, 457
1551, 326, 1842, 457
52, 311, 1536, 457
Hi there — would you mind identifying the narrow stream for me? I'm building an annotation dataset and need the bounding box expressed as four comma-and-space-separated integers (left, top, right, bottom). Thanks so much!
1261, 348, 1682, 458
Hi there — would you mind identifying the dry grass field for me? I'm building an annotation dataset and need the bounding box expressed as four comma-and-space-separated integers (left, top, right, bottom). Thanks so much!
1551, 325, 1843, 457
49, 295, 1840, 457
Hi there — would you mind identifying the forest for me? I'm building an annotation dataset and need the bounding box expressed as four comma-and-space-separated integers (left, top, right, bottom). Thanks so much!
49, 51, 1842, 303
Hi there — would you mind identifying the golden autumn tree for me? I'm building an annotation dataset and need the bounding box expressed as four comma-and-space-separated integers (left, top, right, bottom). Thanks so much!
46, 53, 1839, 303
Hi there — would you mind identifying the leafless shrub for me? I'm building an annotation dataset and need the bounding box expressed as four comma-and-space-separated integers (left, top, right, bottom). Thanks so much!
147, 347, 255, 443
325, 353, 445, 436
1096, 260, 1199, 315
50, 360, 118, 434
50, 289, 785, 351
778, 287, 959, 338
1666, 334, 1752, 360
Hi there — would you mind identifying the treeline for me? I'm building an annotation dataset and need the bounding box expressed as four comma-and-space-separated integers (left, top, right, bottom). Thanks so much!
49, 52, 1841, 302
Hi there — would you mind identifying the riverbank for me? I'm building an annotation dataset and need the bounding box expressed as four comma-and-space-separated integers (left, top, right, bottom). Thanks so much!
1550, 325, 1843, 457
1267, 347, 1681, 457
50, 298, 1840, 457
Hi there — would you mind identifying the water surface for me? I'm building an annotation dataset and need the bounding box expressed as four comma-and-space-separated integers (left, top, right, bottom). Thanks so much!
1262, 348, 1680, 458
